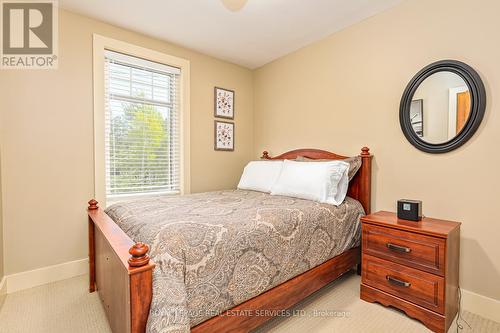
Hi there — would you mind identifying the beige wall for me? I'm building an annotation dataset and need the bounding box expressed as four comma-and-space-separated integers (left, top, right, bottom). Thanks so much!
0, 9, 254, 275
254, 0, 500, 300
0, 151, 3, 281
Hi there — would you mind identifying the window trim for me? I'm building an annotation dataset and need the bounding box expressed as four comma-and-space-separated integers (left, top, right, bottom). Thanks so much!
93, 34, 190, 207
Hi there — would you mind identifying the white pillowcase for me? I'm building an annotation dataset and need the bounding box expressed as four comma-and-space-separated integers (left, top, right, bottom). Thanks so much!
270, 159, 350, 205
237, 160, 284, 193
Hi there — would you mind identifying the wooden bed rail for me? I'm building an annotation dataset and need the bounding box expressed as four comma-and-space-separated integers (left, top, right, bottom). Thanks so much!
88, 199, 155, 333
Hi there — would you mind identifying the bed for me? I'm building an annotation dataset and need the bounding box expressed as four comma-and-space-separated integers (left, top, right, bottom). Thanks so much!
87, 147, 372, 333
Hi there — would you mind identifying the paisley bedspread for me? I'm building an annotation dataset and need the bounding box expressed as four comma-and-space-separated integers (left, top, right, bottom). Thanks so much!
105, 190, 364, 332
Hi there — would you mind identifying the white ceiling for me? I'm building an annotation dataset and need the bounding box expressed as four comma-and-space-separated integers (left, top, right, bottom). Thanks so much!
59, 0, 404, 69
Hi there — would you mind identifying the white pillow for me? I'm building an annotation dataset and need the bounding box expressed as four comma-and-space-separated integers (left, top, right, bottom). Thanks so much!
270, 159, 349, 205
237, 160, 284, 193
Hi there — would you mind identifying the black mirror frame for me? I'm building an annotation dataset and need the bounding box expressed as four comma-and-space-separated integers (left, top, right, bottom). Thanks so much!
399, 60, 486, 154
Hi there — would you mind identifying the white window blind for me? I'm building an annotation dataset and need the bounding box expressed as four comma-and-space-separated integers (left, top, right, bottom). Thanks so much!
104, 50, 181, 199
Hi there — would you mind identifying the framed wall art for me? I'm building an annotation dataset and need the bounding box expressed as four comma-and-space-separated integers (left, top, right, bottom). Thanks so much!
214, 87, 234, 119
214, 120, 234, 151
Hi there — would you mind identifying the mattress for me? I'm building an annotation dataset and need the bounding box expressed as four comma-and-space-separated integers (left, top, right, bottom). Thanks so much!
105, 190, 365, 333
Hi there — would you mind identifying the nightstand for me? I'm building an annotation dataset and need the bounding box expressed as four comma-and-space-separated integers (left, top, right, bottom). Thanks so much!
360, 211, 461, 333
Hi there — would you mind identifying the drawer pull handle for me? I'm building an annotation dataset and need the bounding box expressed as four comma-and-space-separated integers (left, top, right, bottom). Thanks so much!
386, 275, 411, 287
386, 243, 411, 253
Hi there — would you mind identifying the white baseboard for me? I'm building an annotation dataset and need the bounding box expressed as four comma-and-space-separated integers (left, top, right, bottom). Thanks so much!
0, 276, 6, 295
0, 276, 6, 294
0, 275, 8, 309
461, 288, 500, 323
5, 258, 88, 294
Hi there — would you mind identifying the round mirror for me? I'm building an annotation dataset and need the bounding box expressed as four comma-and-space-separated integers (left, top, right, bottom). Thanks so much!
400, 60, 486, 153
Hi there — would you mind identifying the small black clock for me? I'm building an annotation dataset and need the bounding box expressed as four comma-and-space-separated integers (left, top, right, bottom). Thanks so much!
397, 199, 422, 222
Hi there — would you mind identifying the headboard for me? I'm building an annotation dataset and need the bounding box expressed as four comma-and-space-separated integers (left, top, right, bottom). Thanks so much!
261, 147, 373, 214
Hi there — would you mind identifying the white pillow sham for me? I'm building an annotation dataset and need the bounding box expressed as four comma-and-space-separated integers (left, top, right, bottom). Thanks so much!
237, 160, 284, 193
270, 159, 350, 205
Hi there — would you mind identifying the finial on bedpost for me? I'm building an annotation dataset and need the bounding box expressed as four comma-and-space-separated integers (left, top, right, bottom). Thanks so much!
128, 242, 150, 267
88, 199, 99, 210
360, 147, 370, 156
262, 151, 270, 159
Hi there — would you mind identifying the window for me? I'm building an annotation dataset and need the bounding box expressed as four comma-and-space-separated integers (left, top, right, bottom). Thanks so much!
104, 50, 181, 199
93, 35, 190, 205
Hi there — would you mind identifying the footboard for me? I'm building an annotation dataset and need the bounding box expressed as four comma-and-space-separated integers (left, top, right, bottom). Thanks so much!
88, 199, 155, 333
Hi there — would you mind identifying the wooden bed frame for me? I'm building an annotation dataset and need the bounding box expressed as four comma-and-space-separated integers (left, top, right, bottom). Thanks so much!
87, 147, 372, 333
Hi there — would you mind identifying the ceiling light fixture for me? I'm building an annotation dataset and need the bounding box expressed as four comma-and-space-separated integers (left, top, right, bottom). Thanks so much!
221, 0, 248, 12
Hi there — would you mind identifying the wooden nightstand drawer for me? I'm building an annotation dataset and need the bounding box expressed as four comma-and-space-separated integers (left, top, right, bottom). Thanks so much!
360, 211, 460, 333
362, 254, 445, 314
362, 223, 445, 276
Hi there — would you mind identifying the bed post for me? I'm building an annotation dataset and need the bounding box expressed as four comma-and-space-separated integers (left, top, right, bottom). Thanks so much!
357, 147, 372, 276
358, 147, 372, 214
128, 243, 153, 333
88, 199, 98, 292
88, 199, 155, 333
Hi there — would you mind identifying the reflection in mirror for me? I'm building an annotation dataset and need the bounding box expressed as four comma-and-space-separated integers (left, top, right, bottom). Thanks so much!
410, 71, 470, 144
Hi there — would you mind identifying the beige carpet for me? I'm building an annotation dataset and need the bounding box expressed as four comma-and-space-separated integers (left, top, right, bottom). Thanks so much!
0, 272, 498, 333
